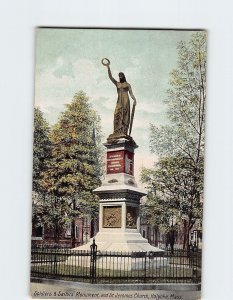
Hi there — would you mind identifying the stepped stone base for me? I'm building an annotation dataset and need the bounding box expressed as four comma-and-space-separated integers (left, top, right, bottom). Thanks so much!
67, 231, 167, 270
73, 230, 163, 253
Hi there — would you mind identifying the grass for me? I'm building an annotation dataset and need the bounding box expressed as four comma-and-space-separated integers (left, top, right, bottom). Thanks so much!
31, 263, 200, 284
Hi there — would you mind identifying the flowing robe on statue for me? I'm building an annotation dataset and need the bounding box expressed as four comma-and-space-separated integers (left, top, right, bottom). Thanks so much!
114, 82, 130, 135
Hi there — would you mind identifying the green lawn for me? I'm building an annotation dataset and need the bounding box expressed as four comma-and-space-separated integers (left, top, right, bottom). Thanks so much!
31, 263, 200, 284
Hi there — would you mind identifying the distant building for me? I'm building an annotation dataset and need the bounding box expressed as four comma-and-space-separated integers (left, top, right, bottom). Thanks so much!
139, 178, 203, 250
31, 216, 98, 248
140, 213, 202, 250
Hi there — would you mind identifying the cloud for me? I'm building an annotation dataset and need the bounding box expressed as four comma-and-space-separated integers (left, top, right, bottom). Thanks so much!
36, 59, 101, 117
134, 152, 158, 190
53, 58, 75, 78
137, 97, 164, 114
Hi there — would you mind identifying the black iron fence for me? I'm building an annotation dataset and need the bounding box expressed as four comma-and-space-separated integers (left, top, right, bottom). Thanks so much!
31, 240, 201, 284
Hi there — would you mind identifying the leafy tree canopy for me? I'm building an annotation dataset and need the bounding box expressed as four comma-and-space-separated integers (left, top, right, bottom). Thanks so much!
40, 91, 103, 218
33, 107, 51, 193
32, 92, 103, 243
150, 32, 206, 167
141, 32, 206, 249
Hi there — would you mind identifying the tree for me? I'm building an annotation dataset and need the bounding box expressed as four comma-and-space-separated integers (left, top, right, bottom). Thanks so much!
150, 32, 206, 165
142, 32, 206, 250
141, 156, 203, 250
32, 108, 51, 193
32, 108, 52, 233
40, 91, 103, 246
32, 193, 70, 244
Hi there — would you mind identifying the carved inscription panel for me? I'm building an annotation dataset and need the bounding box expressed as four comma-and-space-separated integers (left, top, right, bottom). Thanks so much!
107, 150, 134, 175
107, 151, 124, 174
103, 206, 122, 228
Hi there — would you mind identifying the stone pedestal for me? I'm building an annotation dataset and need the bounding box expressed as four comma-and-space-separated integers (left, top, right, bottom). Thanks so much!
75, 138, 163, 254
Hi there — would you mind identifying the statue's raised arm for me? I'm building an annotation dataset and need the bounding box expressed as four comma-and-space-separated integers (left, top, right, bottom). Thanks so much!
101, 58, 117, 86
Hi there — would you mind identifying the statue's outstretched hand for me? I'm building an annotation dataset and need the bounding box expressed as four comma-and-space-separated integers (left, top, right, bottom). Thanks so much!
101, 58, 110, 67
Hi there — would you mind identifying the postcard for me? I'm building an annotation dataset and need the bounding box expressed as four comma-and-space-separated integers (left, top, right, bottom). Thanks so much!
30, 28, 206, 300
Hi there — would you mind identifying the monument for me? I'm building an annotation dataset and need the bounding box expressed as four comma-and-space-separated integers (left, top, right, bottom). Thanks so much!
75, 59, 163, 254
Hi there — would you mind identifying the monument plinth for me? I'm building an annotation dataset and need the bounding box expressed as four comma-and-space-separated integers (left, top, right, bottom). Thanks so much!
76, 138, 163, 253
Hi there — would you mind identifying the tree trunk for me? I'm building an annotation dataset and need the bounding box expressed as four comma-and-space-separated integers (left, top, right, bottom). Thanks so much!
182, 220, 188, 250
71, 218, 76, 248
71, 199, 77, 248
183, 218, 194, 255
54, 222, 60, 245
90, 217, 95, 238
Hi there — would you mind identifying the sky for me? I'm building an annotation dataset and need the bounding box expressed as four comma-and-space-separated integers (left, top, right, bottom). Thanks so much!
34, 28, 195, 184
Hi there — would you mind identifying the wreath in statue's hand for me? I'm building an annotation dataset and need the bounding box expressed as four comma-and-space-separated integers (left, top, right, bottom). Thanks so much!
101, 58, 110, 66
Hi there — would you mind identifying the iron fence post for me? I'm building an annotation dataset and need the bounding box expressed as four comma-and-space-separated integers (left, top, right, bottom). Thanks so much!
90, 238, 97, 283
144, 252, 147, 283
53, 249, 58, 277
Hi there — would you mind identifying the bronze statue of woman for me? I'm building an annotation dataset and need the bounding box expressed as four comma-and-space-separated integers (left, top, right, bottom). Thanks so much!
102, 58, 136, 138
